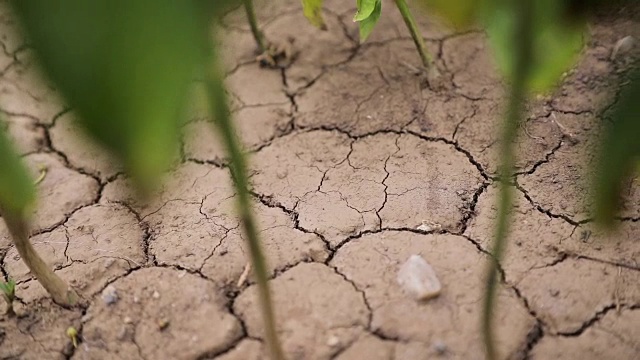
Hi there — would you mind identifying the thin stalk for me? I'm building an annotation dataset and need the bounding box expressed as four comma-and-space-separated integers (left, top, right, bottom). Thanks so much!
205, 54, 285, 360
243, 0, 267, 53
1, 210, 79, 307
394, 0, 434, 69
481, 1, 533, 359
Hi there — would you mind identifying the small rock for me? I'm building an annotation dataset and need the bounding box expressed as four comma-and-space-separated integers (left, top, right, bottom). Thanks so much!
276, 169, 288, 179
397, 255, 442, 301
101, 285, 119, 305
327, 335, 340, 347
152, 290, 160, 299
133, 296, 140, 304
416, 221, 441, 232
611, 36, 635, 60
123, 316, 133, 324
157, 318, 170, 331
433, 340, 447, 355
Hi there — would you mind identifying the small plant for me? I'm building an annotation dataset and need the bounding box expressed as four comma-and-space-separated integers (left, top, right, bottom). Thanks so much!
0, 278, 16, 316
243, 0, 292, 67
66, 326, 79, 348
302, 0, 439, 81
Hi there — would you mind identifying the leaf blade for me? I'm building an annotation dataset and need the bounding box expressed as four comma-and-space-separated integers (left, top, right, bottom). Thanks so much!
358, 0, 382, 43
0, 121, 35, 216
302, 0, 327, 30
354, 0, 378, 21
11, 0, 208, 194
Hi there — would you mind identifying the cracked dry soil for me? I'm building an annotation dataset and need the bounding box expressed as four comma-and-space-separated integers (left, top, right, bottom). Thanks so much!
1, 1, 639, 359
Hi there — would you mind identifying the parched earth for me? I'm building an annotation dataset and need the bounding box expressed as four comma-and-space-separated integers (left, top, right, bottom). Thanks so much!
1, 0, 639, 359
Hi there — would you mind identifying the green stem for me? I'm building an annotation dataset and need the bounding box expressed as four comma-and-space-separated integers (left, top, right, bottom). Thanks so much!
205, 53, 285, 360
394, 0, 433, 69
1, 210, 79, 307
243, 0, 267, 53
481, 1, 533, 359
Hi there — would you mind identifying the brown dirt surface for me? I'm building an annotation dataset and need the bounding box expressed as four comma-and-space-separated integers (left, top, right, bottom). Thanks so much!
1, 1, 640, 359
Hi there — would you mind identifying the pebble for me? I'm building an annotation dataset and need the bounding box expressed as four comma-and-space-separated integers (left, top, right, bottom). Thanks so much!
433, 340, 447, 355
397, 254, 442, 301
123, 316, 133, 324
152, 290, 160, 299
327, 335, 340, 347
101, 285, 119, 305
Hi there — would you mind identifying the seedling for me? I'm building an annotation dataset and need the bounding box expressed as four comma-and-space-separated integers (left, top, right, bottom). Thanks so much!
302, 0, 439, 81
66, 326, 79, 348
243, 0, 293, 67
0, 279, 16, 316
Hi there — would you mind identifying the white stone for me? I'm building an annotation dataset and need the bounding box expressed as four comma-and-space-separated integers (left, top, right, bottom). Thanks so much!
397, 255, 441, 301
101, 285, 118, 305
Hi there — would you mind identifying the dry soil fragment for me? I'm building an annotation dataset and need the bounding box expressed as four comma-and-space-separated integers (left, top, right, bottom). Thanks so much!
211, 339, 263, 360
397, 254, 442, 301
466, 185, 574, 283
455, 100, 564, 175
331, 231, 534, 359
3, 113, 46, 154
0, 50, 65, 124
6, 204, 145, 303
295, 40, 434, 136
234, 263, 369, 360
442, 32, 502, 100
467, 185, 640, 283
531, 308, 640, 360
183, 103, 290, 163
200, 203, 328, 287
0, 300, 82, 359
334, 334, 395, 360
250, 130, 352, 209
78, 268, 242, 360
24, 152, 100, 231
265, 11, 355, 92
517, 257, 640, 334
226, 64, 289, 107
49, 112, 121, 180
379, 134, 484, 232
519, 112, 640, 221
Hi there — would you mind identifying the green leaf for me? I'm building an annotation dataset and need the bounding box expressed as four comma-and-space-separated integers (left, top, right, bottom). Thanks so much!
0, 279, 16, 297
593, 70, 640, 227
419, 0, 482, 29
354, 0, 378, 21
358, 0, 382, 43
483, 0, 585, 92
11, 0, 208, 194
0, 122, 35, 216
302, 0, 327, 30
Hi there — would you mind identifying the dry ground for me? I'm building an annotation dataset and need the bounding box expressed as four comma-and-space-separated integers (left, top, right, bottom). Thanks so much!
1, 0, 639, 359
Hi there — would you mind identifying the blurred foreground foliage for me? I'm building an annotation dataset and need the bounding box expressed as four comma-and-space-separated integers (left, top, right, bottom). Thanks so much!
0, 1, 636, 359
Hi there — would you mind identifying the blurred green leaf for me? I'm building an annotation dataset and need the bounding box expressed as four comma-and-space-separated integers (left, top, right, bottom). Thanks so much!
418, 0, 483, 29
0, 123, 35, 216
593, 70, 640, 226
354, 0, 378, 21
11, 0, 208, 194
358, 0, 382, 42
302, 0, 327, 30
483, 0, 585, 92
0, 279, 16, 297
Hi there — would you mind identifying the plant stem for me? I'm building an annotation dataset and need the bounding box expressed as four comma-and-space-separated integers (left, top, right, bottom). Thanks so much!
243, 0, 267, 53
1, 210, 79, 307
481, 1, 533, 359
205, 53, 285, 360
394, 0, 433, 69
